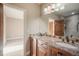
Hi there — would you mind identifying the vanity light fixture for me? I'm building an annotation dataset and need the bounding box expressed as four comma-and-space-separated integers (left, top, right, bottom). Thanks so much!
55, 8, 59, 11
44, 3, 64, 15
72, 12, 75, 14
51, 4, 56, 9
44, 8, 48, 12
60, 6, 64, 10
56, 3, 61, 7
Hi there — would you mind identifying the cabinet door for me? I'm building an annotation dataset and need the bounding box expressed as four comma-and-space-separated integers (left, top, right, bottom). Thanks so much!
37, 48, 47, 56
48, 20, 64, 36
32, 38, 37, 56
0, 3, 3, 56
51, 47, 72, 56
54, 20, 64, 36
48, 21, 54, 36
37, 40, 51, 56
51, 47, 59, 56
29, 37, 37, 56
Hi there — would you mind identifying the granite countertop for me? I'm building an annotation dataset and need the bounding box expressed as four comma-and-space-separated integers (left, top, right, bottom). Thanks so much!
51, 42, 79, 56
31, 35, 79, 56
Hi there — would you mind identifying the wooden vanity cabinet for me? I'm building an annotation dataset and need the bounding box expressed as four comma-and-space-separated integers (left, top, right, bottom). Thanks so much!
0, 3, 3, 56
51, 47, 72, 56
48, 20, 64, 36
29, 37, 37, 56
29, 37, 73, 56
37, 40, 51, 56
37, 47, 48, 56
54, 20, 64, 36
29, 37, 52, 56
48, 21, 54, 36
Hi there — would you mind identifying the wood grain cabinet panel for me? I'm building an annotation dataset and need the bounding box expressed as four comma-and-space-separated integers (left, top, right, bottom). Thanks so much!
51, 47, 72, 56
48, 20, 64, 36
0, 3, 3, 56
29, 37, 73, 56
37, 40, 52, 56
54, 20, 64, 36
37, 48, 50, 56
48, 21, 54, 36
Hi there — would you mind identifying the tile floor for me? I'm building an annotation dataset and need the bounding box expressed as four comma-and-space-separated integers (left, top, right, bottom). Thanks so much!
3, 39, 24, 56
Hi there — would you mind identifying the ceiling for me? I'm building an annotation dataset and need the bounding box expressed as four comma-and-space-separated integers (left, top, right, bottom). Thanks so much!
6, 3, 79, 17
8, 3, 41, 7
52, 3, 79, 17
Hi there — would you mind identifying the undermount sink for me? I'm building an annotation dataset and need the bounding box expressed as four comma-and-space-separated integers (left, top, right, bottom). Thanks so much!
56, 42, 79, 51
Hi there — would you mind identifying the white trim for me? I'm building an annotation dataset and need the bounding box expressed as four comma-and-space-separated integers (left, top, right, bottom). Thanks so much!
53, 20, 55, 36
6, 36, 24, 40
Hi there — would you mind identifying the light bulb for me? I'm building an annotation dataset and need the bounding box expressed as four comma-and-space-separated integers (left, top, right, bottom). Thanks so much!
56, 3, 61, 7
60, 6, 64, 10
51, 4, 56, 9
55, 8, 59, 11
51, 10, 55, 12
72, 12, 75, 14
44, 8, 48, 12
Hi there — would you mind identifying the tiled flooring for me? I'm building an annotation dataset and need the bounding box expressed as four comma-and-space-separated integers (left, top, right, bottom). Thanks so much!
3, 39, 24, 56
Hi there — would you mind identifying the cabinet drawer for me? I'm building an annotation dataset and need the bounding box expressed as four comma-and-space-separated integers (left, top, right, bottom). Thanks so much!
37, 40, 50, 56
38, 40, 48, 49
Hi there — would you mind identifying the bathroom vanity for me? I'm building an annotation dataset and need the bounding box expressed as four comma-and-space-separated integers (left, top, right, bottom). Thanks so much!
28, 35, 79, 56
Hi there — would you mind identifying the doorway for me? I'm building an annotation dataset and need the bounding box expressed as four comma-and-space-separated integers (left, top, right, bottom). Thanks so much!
3, 5, 24, 56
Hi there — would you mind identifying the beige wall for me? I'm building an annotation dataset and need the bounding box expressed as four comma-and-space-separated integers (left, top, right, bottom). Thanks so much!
40, 4, 50, 33
4, 4, 49, 55
13, 4, 49, 35
13, 4, 49, 54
